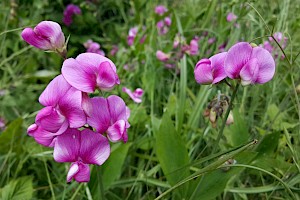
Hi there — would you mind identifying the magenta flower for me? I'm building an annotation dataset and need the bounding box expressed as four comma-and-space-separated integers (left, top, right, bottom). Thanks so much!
164, 17, 172, 26
208, 37, 216, 44
156, 50, 170, 61
63, 4, 81, 26
110, 45, 119, 56
27, 75, 86, 146
0, 117, 5, 132
155, 5, 168, 15
194, 52, 227, 84
84, 40, 105, 56
127, 27, 138, 46
53, 128, 110, 182
21, 21, 65, 51
189, 38, 199, 55
224, 42, 276, 85
122, 87, 144, 103
226, 12, 237, 22
62, 53, 119, 93
84, 95, 130, 143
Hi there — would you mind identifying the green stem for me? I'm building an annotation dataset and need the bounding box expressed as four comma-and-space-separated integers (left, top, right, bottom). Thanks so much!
97, 166, 105, 200
214, 82, 240, 152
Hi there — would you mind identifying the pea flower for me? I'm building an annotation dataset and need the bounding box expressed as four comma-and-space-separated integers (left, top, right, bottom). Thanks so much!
127, 27, 138, 46
27, 75, 86, 146
84, 95, 130, 143
226, 12, 237, 22
224, 42, 275, 85
62, 53, 120, 93
53, 128, 110, 182
194, 52, 227, 84
84, 39, 105, 56
21, 21, 65, 54
188, 38, 199, 55
122, 87, 144, 103
155, 5, 168, 15
63, 4, 81, 26
156, 50, 170, 61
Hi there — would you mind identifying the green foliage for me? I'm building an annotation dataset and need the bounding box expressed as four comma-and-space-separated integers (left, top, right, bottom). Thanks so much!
0, 176, 33, 200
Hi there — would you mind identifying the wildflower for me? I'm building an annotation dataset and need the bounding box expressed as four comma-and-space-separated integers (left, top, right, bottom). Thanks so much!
53, 128, 110, 182
208, 37, 216, 44
0, 117, 5, 131
127, 27, 138, 46
156, 50, 170, 61
27, 75, 86, 146
110, 45, 119, 56
226, 12, 237, 22
188, 38, 199, 55
62, 53, 119, 93
155, 5, 168, 15
84, 39, 105, 56
21, 21, 66, 55
164, 17, 171, 26
224, 42, 275, 85
157, 17, 171, 35
84, 95, 130, 143
122, 87, 144, 103
63, 4, 81, 26
194, 52, 227, 84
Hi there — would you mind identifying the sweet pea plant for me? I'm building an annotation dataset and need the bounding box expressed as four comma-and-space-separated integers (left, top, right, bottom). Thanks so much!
22, 21, 129, 182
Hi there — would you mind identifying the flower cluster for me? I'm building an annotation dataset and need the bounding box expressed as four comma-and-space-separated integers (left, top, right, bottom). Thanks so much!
83, 39, 105, 56
261, 32, 287, 59
194, 42, 276, 86
63, 4, 81, 26
22, 21, 130, 182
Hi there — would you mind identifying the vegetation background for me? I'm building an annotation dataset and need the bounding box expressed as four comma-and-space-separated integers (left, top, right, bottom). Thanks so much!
0, 0, 300, 199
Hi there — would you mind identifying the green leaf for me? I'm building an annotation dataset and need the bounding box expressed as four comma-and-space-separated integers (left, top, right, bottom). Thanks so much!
0, 118, 23, 154
255, 131, 280, 157
155, 112, 190, 196
0, 176, 33, 200
102, 142, 132, 190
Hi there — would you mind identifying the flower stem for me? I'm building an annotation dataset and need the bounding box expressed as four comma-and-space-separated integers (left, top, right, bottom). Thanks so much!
213, 82, 240, 153
97, 166, 105, 200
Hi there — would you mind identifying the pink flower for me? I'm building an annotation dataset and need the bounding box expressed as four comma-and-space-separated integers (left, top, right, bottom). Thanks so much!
155, 5, 168, 15
224, 42, 276, 85
27, 75, 86, 146
194, 52, 227, 84
127, 27, 138, 46
262, 41, 273, 53
84, 40, 105, 56
110, 45, 119, 56
156, 50, 170, 61
84, 95, 130, 143
21, 21, 65, 51
226, 12, 237, 22
269, 32, 288, 49
189, 38, 199, 55
53, 128, 110, 182
122, 87, 144, 103
164, 17, 172, 26
0, 117, 5, 131
63, 4, 81, 26
62, 53, 120, 93
208, 37, 216, 44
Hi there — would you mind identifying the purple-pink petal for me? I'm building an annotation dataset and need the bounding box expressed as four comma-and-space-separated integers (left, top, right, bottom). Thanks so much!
96, 61, 120, 91
194, 58, 213, 84
79, 129, 110, 165
53, 129, 80, 163
224, 42, 252, 79
250, 47, 275, 84
27, 124, 57, 147
239, 58, 259, 85
210, 52, 227, 84
39, 75, 71, 107
21, 28, 52, 50
67, 162, 90, 182
107, 120, 126, 142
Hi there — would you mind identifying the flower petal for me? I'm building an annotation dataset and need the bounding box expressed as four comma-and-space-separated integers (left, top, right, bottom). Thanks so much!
122, 87, 142, 103
74, 162, 90, 182
79, 129, 110, 165
53, 129, 80, 163
21, 28, 52, 50
96, 61, 119, 91
34, 21, 65, 49
76, 53, 117, 72
67, 162, 79, 182
251, 47, 276, 84
36, 106, 67, 133
194, 58, 213, 84
224, 42, 252, 79
59, 87, 86, 128
107, 95, 128, 122
86, 97, 110, 133
62, 58, 96, 93
27, 124, 56, 147
239, 58, 259, 86
39, 75, 71, 107
210, 52, 227, 84
107, 120, 126, 142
